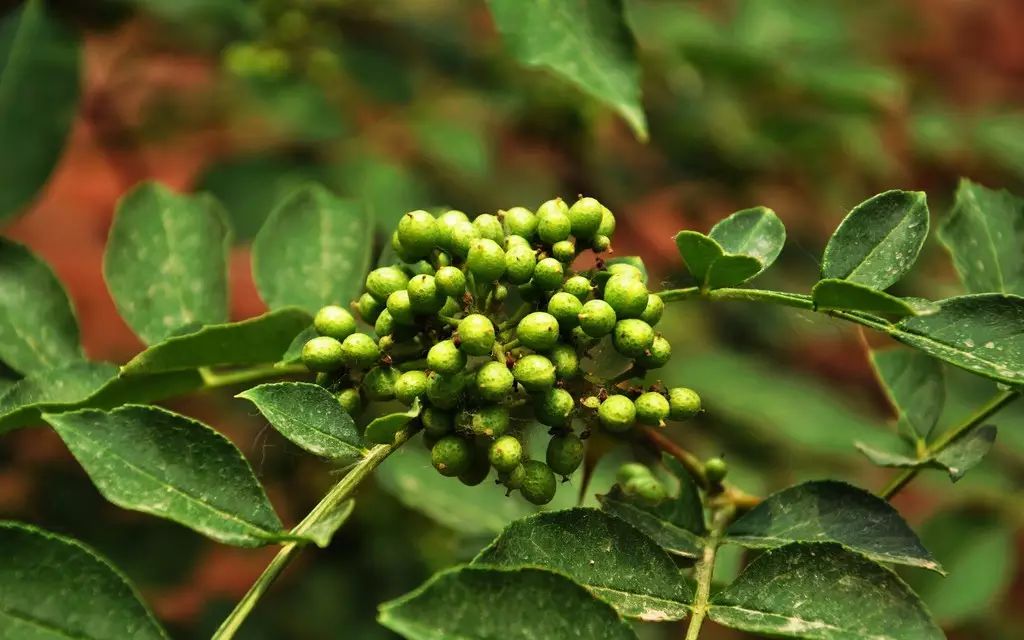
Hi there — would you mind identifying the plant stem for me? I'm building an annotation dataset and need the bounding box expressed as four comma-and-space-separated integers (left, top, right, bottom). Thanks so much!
199, 364, 308, 390
684, 504, 734, 640
879, 390, 1020, 500
211, 431, 411, 640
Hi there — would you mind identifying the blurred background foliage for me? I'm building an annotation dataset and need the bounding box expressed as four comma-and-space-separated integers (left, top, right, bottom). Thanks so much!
1, 0, 1022, 638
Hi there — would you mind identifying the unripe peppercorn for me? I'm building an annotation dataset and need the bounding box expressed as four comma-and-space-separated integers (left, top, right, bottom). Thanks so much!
473, 214, 505, 243
366, 267, 410, 303
606, 262, 644, 281
449, 220, 479, 257
597, 206, 616, 237
314, 305, 356, 340
704, 457, 728, 484
591, 235, 611, 252
668, 387, 702, 420
635, 391, 670, 426
636, 335, 672, 369
578, 299, 617, 337
640, 294, 664, 326
427, 339, 466, 375
512, 354, 556, 392
431, 435, 472, 477
435, 266, 466, 297
476, 360, 514, 401
616, 462, 651, 486
395, 370, 429, 405
386, 289, 415, 325
457, 314, 496, 356
547, 292, 583, 329
505, 233, 531, 250
336, 387, 362, 415
603, 274, 649, 319
467, 238, 506, 282
421, 406, 455, 438
302, 336, 344, 372
501, 463, 526, 490
489, 435, 523, 473
340, 333, 381, 369
532, 257, 564, 291
520, 460, 557, 505
547, 433, 584, 476
357, 292, 383, 323
503, 206, 537, 239
458, 449, 492, 486
517, 312, 560, 351
504, 245, 537, 284
562, 275, 592, 300
598, 395, 636, 433
374, 309, 395, 336
568, 196, 604, 239
390, 230, 419, 263
426, 372, 466, 409
624, 475, 667, 505
397, 210, 438, 257
407, 274, 444, 314
494, 283, 509, 302
436, 210, 470, 253
612, 319, 655, 358
363, 366, 400, 401
549, 343, 580, 380
466, 405, 510, 438
536, 388, 574, 427
552, 240, 576, 263
537, 199, 572, 244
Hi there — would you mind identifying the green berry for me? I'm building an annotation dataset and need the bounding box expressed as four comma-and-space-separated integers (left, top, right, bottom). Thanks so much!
435, 266, 466, 297
314, 305, 356, 340
458, 448, 492, 486
606, 262, 644, 281
397, 209, 438, 258
591, 235, 611, 252
516, 311, 560, 351
598, 395, 636, 433
439, 296, 461, 318
549, 343, 580, 380
568, 197, 604, 239
366, 267, 410, 303
407, 274, 444, 314
494, 283, 509, 302
476, 361, 514, 401
395, 370, 429, 405
386, 289, 415, 325
503, 206, 537, 239
473, 214, 505, 243
562, 275, 592, 300
512, 354, 556, 392
504, 244, 537, 284
640, 294, 664, 326
506, 234, 531, 251
458, 314, 496, 356
467, 238, 506, 282
340, 333, 381, 369
537, 198, 571, 244
489, 435, 523, 473
449, 219, 479, 257
336, 387, 362, 415
668, 387, 701, 420
427, 339, 466, 375
302, 336, 344, 372
635, 392, 670, 426
624, 476, 666, 505
546, 433, 584, 476
547, 292, 583, 329
431, 435, 472, 477
603, 274, 649, 319
552, 240, 576, 263
357, 292, 384, 323
704, 457, 728, 484
532, 257, 564, 291
363, 366, 400, 401
616, 462, 651, 486
501, 463, 526, 490
536, 388, 574, 427
426, 372, 467, 409
578, 299, 617, 337
434, 251, 452, 268
612, 319, 655, 358
391, 230, 418, 263
636, 335, 671, 369
520, 460, 557, 505
436, 210, 470, 253
581, 395, 601, 410
466, 405, 510, 438
422, 407, 455, 438
374, 309, 395, 336
597, 206, 616, 237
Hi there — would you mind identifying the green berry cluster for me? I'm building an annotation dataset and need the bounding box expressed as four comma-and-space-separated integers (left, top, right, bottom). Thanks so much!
299, 197, 702, 506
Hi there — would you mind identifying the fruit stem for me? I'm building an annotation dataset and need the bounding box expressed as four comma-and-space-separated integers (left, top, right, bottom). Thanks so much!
683, 503, 735, 640
211, 429, 412, 640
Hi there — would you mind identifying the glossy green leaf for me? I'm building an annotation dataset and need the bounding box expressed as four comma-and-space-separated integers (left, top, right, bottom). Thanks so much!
869, 348, 945, 440
939, 178, 1024, 295
934, 424, 996, 481
474, 508, 691, 621
304, 499, 354, 549
812, 279, 918, 317
0, 0, 80, 222
252, 184, 373, 315
674, 230, 722, 283
104, 182, 232, 344
821, 190, 929, 290
237, 382, 363, 460
45, 405, 285, 546
121, 308, 310, 375
364, 400, 422, 445
704, 254, 764, 289
894, 294, 1024, 386
0, 238, 83, 374
710, 543, 943, 639
487, 0, 646, 140
0, 521, 166, 639
727, 480, 941, 572
379, 566, 638, 640
709, 206, 786, 272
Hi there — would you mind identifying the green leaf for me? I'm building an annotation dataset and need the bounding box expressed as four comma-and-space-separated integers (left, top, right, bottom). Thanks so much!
487, 0, 647, 140
894, 293, 1024, 386
237, 382, 363, 460
0, 0, 80, 222
854, 442, 923, 468
474, 508, 691, 621
121, 308, 310, 375
364, 400, 422, 445
0, 521, 166, 639
708, 206, 786, 272
821, 190, 929, 290
104, 182, 232, 344
869, 348, 945, 440
0, 238, 83, 374
674, 230, 723, 283
252, 184, 373, 315
704, 254, 764, 289
727, 480, 941, 572
303, 499, 354, 549
379, 566, 638, 640
45, 405, 285, 546
812, 279, 919, 317
709, 542, 944, 639
934, 423, 996, 481
939, 178, 1024, 295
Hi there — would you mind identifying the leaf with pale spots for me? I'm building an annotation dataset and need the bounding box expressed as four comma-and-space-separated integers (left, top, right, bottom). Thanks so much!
934, 424, 996, 481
